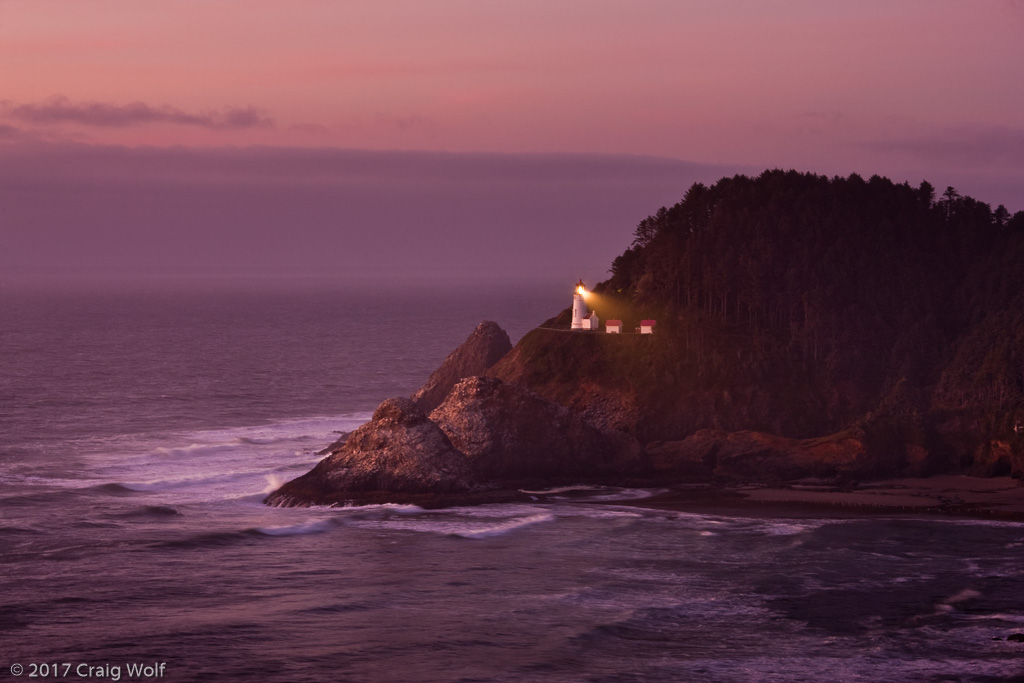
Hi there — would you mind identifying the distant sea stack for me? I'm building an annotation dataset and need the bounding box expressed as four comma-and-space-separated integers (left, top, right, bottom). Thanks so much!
267, 170, 1024, 508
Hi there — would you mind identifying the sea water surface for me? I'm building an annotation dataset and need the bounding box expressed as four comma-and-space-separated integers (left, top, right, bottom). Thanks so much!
2, 280, 1023, 682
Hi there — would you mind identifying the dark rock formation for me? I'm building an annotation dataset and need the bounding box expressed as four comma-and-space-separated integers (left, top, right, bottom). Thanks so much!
265, 397, 473, 506
652, 429, 870, 482
645, 439, 717, 478
430, 376, 643, 482
266, 375, 646, 506
317, 431, 351, 456
412, 321, 512, 413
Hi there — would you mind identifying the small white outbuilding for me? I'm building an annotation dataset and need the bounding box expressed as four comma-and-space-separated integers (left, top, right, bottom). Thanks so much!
581, 311, 600, 330
605, 320, 622, 334
639, 320, 657, 334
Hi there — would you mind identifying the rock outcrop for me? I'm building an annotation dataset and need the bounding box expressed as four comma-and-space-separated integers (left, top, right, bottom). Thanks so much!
266, 376, 646, 506
265, 397, 473, 506
648, 429, 869, 482
429, 376, 643, 482
412, 321, 512, 413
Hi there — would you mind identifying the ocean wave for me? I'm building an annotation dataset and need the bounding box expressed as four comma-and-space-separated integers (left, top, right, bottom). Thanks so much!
88, 482, 140, 496
517, 485, 664, 502
155, 530, 256, 550
445, 504, 549, 518
115, 504, 181, 518
150, 443, 240, 459
236, 435, 314, 446
559, 507, 644, 520
252, 519, 335, 536
762, 522, 817, 536
350, 511, 555, 539
452, 512, 555, 538
92, 412, 373, 463
263, 473, 289, 494
114, 470, 256, 492
330, 502, 425, 514
519, 484, 599, 495
230, 492, 275, 503
583, 487, 666, 502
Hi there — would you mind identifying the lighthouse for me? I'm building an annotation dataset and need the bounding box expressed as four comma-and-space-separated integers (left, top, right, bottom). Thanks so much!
571, 279, 588, 330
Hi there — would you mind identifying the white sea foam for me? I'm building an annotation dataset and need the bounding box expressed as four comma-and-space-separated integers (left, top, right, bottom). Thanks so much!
561, 508, 644, 520
350, 511, 556, 538
446, 504, 549, 518
452, 513, 555, 538
263, 473, 289, 494
253, 519, 334, 536
944, 588, 982, 604
93, 412, 371, 468
519, 485, 598, 495
762, 522, 815, 536
517, 485, 663, 502
64, 413, 377, 505
332, 503, 424, 514
150, 443, 240, 459
583, 487, 666, 501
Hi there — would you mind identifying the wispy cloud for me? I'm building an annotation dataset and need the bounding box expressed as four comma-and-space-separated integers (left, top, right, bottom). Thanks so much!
0, 96, 274, 130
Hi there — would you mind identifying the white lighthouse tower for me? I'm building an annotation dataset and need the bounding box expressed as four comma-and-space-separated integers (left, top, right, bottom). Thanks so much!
571, 279, 587, 330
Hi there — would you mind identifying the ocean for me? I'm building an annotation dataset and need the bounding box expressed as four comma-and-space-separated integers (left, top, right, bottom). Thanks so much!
2, 280, 1023, 682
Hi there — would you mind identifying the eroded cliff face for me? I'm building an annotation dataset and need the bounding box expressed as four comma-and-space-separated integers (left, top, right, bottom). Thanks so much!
265, 397, 473, 506
486, 327, 799, 442
430, 376, 642, 482
266, 325, 644, 507
486, 323, 1024, 483
647, 430, 867, 482
267, 311, 1024, 509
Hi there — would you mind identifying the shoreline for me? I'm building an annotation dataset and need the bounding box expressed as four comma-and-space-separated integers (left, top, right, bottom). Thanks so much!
268, 474, 1024, 521
612, 475, 1024, 522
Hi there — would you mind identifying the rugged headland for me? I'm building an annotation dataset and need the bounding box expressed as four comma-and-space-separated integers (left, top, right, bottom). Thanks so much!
267, 170, 1024, 515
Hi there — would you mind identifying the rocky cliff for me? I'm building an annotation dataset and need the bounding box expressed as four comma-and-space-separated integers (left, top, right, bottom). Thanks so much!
411, 320, 512, 413
266, 325, 643, 507
268, 170, 1024, 508
265, 397, 474, 506
430, 376, 642, 482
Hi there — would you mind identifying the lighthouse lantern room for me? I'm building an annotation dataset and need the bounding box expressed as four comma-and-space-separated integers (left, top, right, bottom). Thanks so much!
571, 279, 588, 330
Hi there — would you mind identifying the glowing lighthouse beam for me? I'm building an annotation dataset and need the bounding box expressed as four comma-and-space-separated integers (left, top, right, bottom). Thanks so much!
571, 279, 588, 330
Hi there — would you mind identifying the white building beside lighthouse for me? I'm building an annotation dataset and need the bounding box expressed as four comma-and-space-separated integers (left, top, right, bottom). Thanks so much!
571, 279, 588, 330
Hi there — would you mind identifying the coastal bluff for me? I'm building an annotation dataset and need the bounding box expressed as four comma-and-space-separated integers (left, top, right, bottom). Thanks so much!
265, 323, 642, 508
268, 170, 1024, 509
265, 316, 1024, 511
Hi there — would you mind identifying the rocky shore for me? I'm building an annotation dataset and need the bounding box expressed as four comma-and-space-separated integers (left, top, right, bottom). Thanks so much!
266, 321, 1024, 516
627, 475, 1024, 521
266, 321, 643, 508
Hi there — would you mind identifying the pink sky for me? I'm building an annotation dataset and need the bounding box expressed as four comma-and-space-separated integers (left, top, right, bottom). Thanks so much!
2, 1, 1023, 280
